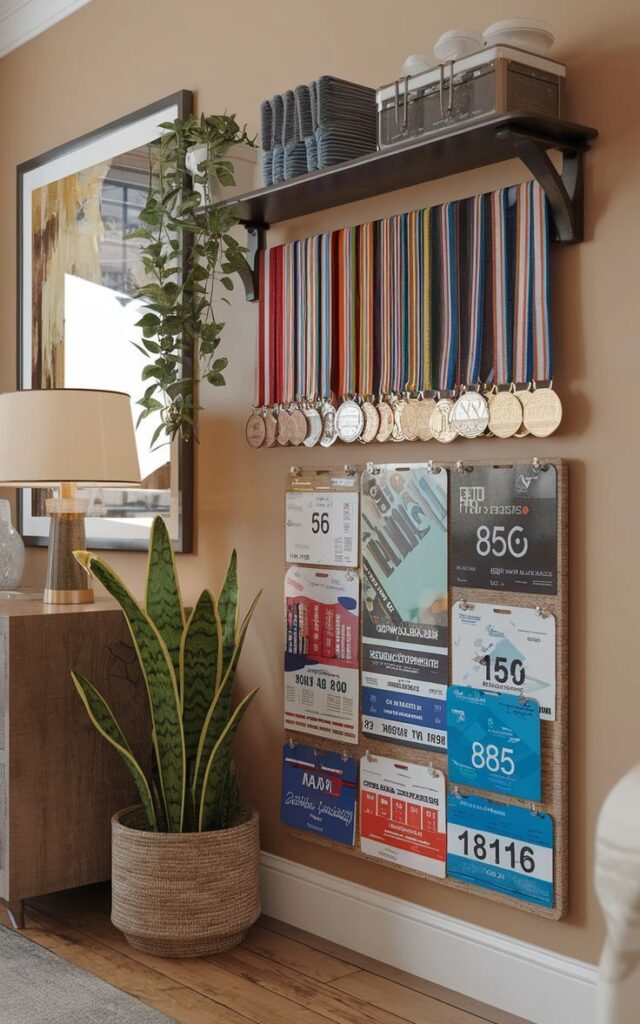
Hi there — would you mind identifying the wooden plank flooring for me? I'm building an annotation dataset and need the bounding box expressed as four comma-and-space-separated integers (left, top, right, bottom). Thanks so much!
0, 885, 531, 1024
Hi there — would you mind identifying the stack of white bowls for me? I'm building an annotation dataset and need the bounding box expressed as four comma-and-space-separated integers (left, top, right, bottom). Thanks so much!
399, 18, 555, 76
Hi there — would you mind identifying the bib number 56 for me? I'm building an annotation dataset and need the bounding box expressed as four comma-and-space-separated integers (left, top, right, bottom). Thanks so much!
476, 525, 528, 559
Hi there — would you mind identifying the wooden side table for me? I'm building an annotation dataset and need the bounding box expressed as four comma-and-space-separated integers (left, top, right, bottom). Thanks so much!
0, 599, 149, 927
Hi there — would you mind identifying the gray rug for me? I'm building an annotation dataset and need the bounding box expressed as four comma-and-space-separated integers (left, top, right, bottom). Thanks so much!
0, 924, 176, 1023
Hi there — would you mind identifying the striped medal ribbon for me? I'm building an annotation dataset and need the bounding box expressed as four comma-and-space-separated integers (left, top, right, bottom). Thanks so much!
451, 194, 490, 438
486, 187, 523, 438
523, 183, 561, 437
276, 242, 295, 445
302, 234, 323, 446
319, 230, 338, 447
414, 207, 436, 441
285, 239, 308, 446
390, 213, 409, 440
430, 201, 459, 443
375, 217, 394, 442
399, 209, 422, 441
512, 181, 535, 437
357, 221, 380, 443
335, 226, 364, 442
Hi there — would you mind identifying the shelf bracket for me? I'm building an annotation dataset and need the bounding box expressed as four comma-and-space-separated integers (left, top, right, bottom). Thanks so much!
496, 127, 587, 244
237, 224, 267, 302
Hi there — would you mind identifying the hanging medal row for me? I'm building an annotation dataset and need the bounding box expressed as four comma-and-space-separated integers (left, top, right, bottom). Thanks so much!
280, 460, 568, 918
247, 181, 562, 449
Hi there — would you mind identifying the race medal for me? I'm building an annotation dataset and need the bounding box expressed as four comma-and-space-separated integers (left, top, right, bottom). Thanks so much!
450, 391, 489, 439
287, 406, 308, 446
523, 387, 563, 437
430, 397, 457, 444
277, 408, 291, 446
335, 399, 364, 443
400, 398, 420, 441
416, 397, 437, 441
515, 389, 531, 438
487, 390, 522, 438
376, 401, 394, 443
454, 194, 488, 440
391, 398, 407, 442
302, 406, 323, 447
245, 412, 266, 448
319, 400, 338, 448
263, 409, 278, 447
359, 400, 380, 443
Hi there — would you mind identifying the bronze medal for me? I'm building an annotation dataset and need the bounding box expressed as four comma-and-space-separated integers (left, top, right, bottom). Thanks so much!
302, 405, 323, 447
430, 397, 457, 444
245, 412, 266, 448
522, 386, 563, 437
400, 398, 420, 441
375, 400, 394, 443
359, 400, 380, 443
450, 391, 490, 439
415, 397, 437, 442
263, 409, 278, 447
287, 407, 308, 446
487, 390, 523, 438
277, 408, 291, 446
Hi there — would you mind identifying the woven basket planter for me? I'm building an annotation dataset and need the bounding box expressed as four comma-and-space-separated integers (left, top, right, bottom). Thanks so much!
111, 806, 260, 957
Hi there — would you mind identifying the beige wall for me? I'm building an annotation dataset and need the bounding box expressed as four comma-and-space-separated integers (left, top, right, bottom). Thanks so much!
1, 0, 638, 967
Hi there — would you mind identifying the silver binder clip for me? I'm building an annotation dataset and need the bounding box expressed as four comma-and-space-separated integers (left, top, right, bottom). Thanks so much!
459, 598, 474, 611
290, 466, 301, 477
452, 785, 462, 799
365, 749, 374, 763
366, 462, 381, 475
425, 459, 439, 474
288, 737, 295, 750
428, 761, 438, 779
454, 460, 471, 473
532, 457, 548, 473
536, 606, 550, 619
344, 465, 356, 477
341, 749, 349, 763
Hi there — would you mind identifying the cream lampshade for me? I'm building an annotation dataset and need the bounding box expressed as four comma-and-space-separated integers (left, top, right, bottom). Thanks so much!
0, 389, 141, 604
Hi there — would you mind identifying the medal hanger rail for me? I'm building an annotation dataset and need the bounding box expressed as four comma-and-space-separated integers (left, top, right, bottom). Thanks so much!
212, 114, 597, 301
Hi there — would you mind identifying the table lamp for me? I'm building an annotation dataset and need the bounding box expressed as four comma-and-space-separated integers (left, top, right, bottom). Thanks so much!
0, 389, 141, 604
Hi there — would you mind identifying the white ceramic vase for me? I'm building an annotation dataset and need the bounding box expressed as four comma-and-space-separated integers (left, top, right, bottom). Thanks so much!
0, 499, 24, 590
185, 143, 258, 205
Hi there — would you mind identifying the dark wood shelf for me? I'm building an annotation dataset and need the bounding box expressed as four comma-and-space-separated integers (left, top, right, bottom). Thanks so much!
217, 113, 597, 299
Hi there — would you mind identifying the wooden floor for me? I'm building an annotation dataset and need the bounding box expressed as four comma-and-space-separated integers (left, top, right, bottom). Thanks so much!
0, 885, 529, 1024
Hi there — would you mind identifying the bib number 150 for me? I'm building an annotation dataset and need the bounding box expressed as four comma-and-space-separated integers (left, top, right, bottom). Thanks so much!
476, 525, 528, 559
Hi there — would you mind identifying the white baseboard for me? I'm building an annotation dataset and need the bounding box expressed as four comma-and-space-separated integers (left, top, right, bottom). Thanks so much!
260, 852, 597, 1024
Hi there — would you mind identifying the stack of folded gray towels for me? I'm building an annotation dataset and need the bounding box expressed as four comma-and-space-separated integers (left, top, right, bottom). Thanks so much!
261, 76, 376, 186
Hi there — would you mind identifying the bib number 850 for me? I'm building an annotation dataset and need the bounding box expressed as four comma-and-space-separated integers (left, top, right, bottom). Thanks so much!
476, 525, 528, 559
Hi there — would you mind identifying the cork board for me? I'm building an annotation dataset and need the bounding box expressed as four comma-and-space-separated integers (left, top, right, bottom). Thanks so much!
283, 458, 568, 920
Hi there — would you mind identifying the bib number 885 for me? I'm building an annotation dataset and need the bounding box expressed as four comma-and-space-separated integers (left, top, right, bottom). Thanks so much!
472, 741, 515, 776
476, 525, 528, 559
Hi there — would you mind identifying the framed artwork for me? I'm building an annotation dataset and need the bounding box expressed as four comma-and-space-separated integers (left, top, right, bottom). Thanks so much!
17, 90, 194, 551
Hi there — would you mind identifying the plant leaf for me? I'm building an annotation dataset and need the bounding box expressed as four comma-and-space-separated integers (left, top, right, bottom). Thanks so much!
74, 550, 185, 832
145, 516, 185, 677
192, 590, 261, 810
218, 550, 238, 685
180, 590, 221, 771
71, 671, 157, 831
198, 688, 258, 831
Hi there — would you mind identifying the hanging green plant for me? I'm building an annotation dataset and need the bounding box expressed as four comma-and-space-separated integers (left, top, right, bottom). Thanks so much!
129, 113, 256, 444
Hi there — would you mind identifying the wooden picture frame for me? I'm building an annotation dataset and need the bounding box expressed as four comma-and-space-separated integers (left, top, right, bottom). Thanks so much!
17, 90, 195, 552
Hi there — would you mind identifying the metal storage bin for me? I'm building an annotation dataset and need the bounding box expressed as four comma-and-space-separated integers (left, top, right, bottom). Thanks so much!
377, 46, 565, 149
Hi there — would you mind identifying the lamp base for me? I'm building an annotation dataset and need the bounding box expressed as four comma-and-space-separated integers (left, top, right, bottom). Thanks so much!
44, 497, 94, 605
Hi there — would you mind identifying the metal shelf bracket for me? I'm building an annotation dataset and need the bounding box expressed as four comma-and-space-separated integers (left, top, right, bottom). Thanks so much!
237, 224, 267, 302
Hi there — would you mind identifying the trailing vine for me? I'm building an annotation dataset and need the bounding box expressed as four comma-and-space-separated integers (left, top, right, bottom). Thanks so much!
130, 113, 255, 444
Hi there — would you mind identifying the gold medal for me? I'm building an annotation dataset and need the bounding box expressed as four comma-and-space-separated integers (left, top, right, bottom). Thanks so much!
375, 400, 394, 443
359, 400, 380, 443
400, 398, 420, 441
523, 385, 563, 437
391, 397, 407, 442
245, 412, 266, 448
415, 397, 437, 441
263, 409, 278, 447
430, 397, 457, 444
514, 388, 532, 438
287, 406, 308, 446
487, 390, 523, 438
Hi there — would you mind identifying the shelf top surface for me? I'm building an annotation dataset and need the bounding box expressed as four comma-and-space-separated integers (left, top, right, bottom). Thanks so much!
219, 113, 597, 228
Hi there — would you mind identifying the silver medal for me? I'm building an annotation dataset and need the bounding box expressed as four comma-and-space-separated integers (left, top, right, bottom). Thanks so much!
319, 400, 338, 447
450, 391, 490, 439
335, 399, 364, 443
302, 405, 323, 447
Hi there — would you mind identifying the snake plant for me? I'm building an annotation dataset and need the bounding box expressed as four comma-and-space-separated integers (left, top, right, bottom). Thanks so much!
71, 516, 260, 833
